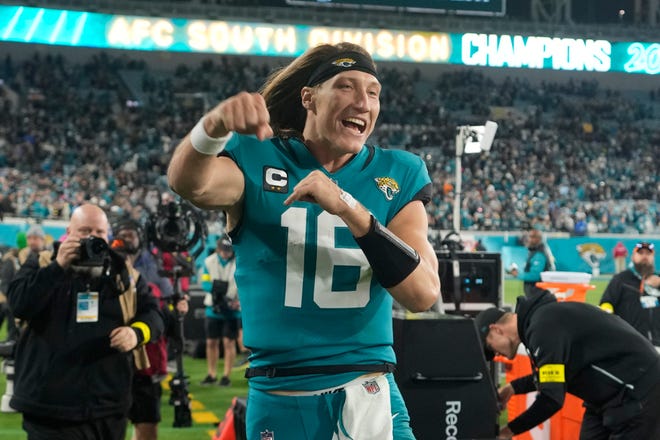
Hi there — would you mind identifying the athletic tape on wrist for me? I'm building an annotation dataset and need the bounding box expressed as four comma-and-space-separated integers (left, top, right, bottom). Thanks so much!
190, 116, 232, 155
355, 215, 420, 288
339, 189, 357, 209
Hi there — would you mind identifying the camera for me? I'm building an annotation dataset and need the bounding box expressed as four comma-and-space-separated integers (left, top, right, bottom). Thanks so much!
211, 280, 231, 314
143, 199, 206, 429
78, 236, 110, 266
146, 201, 205, 255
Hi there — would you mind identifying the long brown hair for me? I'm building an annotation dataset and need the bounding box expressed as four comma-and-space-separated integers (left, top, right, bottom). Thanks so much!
260, 42, 376, 138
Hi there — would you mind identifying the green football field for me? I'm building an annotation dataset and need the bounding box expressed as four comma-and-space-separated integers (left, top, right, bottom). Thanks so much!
0, 331, 250, 439
502, 277, 608, 307
0, 278, 609, 439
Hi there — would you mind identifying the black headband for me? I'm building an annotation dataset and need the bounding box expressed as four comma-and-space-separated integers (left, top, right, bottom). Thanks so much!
306, 51, 378, 87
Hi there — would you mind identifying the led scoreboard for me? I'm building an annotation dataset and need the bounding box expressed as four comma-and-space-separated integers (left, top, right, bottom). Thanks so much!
1, 5, 658, 75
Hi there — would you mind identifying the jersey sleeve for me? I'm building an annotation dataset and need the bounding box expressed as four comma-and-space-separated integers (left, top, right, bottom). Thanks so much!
386, 151, 432, 224
221, 132, 257, 169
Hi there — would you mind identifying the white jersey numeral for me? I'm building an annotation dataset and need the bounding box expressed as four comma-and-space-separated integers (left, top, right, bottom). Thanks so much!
282, 208, 371, 309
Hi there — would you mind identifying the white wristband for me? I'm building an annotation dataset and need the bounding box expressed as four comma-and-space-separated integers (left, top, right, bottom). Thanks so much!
190, 116, 232, 155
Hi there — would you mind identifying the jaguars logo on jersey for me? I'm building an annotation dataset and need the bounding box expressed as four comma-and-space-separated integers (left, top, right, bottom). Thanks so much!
332, 58, 357, 68
374, 177, 400, 201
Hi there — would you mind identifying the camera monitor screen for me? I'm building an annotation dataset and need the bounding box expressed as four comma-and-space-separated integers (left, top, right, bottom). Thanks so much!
436, 251, 502, 313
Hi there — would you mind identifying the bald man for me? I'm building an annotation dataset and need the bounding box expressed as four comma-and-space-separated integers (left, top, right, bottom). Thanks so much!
7, 204, 164, 440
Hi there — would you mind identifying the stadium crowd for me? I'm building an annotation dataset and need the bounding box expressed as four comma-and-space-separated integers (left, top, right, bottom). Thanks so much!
0, 50, 659, 234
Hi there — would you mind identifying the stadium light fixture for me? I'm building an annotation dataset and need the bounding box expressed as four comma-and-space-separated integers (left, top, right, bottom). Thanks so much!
458, 121, 498, 155
453, 121, 498, 233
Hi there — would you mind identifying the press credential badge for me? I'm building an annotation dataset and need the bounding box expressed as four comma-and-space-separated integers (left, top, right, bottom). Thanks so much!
77, 291, 99, 322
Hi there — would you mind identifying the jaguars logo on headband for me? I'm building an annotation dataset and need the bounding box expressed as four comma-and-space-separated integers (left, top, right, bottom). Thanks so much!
374, 177, 400, 201
332, 58, 357, 68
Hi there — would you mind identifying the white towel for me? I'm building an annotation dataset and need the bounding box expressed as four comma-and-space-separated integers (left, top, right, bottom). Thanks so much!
333, 374, 393, 440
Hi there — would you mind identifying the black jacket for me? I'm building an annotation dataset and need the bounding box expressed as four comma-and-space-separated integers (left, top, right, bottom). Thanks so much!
599, 268, 660, 345
7, 249, 164, 421
508, 292, 660, 434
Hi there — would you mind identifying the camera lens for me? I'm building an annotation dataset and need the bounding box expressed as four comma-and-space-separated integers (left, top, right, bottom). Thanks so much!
89, 238, 107, 254
163, 220, 181, 236
78, 237, 110, 266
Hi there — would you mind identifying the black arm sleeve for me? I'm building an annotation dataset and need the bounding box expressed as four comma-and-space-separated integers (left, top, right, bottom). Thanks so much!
511, 374, 537, 394
133, 274, 165, 342
509, 335, 569, 435
507, 374, 558, 436
508, 392, 564, 434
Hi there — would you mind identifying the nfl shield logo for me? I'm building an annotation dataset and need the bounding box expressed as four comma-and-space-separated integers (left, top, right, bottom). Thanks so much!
260, 430, 274, 440
362, 379, 381, 394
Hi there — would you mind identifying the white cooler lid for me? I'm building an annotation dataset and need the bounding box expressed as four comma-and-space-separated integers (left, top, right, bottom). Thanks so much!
541, 271, 592, 284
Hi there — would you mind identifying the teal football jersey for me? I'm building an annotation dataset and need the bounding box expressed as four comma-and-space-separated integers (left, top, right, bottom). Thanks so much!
224, 135, 431, 390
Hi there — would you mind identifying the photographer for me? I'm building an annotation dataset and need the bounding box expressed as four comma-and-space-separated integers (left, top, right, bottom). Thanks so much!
111, 217, 189, 440
200, 235, 239, 387
7, 204, 164, 440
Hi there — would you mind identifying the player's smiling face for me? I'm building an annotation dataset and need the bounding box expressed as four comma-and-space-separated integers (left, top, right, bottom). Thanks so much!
303, 70, 380, 155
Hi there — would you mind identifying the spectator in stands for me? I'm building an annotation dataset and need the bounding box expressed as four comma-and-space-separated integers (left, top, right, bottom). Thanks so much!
0, 193, 13, 220
2, 50, 660, 234
574, 212, 588, 236
168, 42, 440, 439
7, 204, 163, 440
200, 235, 240, 387
510, 228, 555, 297
18, 224, 46, 264
612, 241, 628, 274
111, 217, 188, 440
600, 242, 660, 347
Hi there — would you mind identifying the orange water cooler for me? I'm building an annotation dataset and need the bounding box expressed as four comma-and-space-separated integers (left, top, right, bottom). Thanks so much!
498, 272, 595, 440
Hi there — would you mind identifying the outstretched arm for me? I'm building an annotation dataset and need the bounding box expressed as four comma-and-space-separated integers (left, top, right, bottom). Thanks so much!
167, 92, 273, 211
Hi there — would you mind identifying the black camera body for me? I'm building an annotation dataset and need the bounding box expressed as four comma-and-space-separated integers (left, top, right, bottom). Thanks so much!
146, 202, 204, 254
78, 236, 110, 266
211, 280, 231, 314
